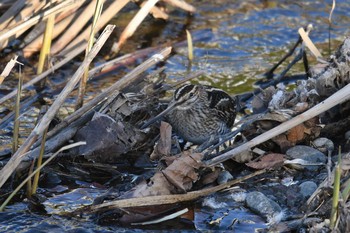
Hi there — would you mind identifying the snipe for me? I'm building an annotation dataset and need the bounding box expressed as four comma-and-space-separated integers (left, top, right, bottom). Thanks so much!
141, 84, 237, 145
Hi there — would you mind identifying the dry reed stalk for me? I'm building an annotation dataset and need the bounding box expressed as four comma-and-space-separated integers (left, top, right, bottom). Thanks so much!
6, 0, 47, 29
0, 0, 56, 49
0, 25, 115, 189
112, 0, 159, 54
163, 0, 195, 13
22, 1, 85, 53
140, 1, 168, 20
53, 0, 130, 55
186, 30, 193, 61
37, 15, 55, 75
50, 0, 104, 55
0, 56, 18, 85
30, 125, 49, 195
23, 8, 84, 57
0, 0, 26, 31
12, 69, 23, 154
0, 0, 86, 46
0, 43, 86, 105
76, 0, 104, 110
0, 0, 13, 10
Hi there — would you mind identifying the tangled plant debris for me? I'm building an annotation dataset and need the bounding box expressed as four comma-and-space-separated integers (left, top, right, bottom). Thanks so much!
1, 0, 350, 232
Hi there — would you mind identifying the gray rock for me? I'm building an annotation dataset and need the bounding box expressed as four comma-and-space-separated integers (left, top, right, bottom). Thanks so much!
299, 181, 317, 198
286, 145, 327, 170
217, 170, 233, 184
246, 191, 282, 220
312, 137, 334, 154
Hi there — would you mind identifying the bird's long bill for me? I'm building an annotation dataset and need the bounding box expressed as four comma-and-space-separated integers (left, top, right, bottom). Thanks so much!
140, 101, 177, 129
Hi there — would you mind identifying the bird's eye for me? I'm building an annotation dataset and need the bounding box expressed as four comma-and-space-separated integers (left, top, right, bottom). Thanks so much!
189, 93, 194, 98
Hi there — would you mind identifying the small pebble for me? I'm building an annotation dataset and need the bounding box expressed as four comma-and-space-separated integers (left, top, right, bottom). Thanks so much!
312, 137, 334, 154
246, 191, 282, 221
299, 181, 317, 198
217, 170, 233, 184
286, 145, 327, 171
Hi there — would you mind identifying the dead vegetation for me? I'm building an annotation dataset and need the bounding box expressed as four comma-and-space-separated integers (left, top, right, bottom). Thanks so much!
0, 0, 350, 232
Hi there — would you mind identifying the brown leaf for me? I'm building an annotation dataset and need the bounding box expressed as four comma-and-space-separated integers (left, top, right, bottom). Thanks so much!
246, 153, 285, 170
287, 124, 305, 144
122, 151, 204, 198
150, 121, 172, 160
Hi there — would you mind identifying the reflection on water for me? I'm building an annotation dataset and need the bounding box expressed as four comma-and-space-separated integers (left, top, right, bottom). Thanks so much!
1, 0, 350, 232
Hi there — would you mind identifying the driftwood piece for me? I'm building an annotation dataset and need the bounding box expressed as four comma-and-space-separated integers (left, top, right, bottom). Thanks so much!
0, 25, 115, 189
206, 37, 350, 167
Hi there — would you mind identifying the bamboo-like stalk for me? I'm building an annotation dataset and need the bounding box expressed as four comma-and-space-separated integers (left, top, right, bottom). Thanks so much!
0, 25, 115, 190
37, 14, 55, 75
330, 150, 341, 229
0, 142, 86, 212
75, 0, 104, 110
12, 67, 23, 154
31, 126, 48, 195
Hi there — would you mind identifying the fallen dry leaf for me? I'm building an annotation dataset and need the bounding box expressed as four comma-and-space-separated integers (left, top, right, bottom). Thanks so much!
246, 153, 285, 170
123, 151, 204, 199
150, 121, 172, 160
287, 124, 306, 144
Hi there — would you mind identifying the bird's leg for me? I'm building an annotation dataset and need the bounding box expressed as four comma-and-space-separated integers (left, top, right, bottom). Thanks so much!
195, 135, 218, 153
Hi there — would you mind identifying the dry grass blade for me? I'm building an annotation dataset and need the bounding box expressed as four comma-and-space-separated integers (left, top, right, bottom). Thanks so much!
37, 14, 55, 75
113, 0, 159, 53
186, 29, 193, 61
12, 67, 23, 153
0, 56, 19, 85
76, 0, 104, 109
330, 152, 341, 229
30, 125, 48, 195
0, 25, 115, 189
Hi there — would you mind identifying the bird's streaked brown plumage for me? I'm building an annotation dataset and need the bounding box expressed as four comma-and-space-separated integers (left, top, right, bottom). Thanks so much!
141, 84, 237, 144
